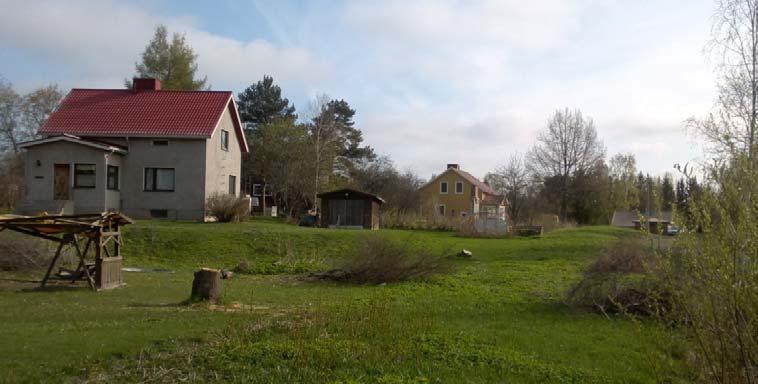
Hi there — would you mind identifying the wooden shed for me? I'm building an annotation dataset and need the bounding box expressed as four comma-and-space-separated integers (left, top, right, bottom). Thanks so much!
318, 189, 384, 229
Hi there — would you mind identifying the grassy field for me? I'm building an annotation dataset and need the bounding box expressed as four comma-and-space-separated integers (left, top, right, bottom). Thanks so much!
0, 220, 690, 383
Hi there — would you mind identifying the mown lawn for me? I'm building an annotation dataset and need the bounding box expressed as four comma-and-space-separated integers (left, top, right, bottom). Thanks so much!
0, 220, 690, 383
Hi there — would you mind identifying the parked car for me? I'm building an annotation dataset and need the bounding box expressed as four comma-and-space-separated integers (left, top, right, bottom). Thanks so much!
666, 224, 679, 236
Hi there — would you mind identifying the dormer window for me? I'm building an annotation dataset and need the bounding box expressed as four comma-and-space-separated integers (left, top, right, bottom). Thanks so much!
440, 181, 448, 194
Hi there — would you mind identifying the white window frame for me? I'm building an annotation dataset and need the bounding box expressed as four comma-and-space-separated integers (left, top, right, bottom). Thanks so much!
143, 167, 176, 192
440, 181, 448, 194
455, 181, 464, 194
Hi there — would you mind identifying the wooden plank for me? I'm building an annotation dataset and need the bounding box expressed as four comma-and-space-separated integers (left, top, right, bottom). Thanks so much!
1, 226, 66, 243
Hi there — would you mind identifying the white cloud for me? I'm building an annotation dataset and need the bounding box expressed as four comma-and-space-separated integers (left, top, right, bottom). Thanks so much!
0, 0, 329, 91
336, 0, 717, 178
0, 0, 719, 179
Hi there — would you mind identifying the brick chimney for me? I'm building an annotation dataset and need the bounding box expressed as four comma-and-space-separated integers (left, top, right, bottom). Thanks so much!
447, 163, 460, 170
132, 78, 161, 92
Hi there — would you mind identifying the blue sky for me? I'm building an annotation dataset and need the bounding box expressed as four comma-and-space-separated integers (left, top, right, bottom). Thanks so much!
0, 0, 718, 179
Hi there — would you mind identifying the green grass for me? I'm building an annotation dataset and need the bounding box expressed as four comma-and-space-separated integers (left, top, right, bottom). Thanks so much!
0, 220, 690, 383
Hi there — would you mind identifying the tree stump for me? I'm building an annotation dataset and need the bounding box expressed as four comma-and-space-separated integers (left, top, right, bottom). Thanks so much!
191, 268, 222, 301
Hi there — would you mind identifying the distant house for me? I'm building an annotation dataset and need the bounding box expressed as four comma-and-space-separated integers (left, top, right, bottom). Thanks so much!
419, 164, 506, 219
612, 210, 674, 232
318, 188, 384, 229
17, 78, 249, 220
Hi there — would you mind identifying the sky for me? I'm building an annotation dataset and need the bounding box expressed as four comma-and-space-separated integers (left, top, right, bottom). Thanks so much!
0, 0, 719, 180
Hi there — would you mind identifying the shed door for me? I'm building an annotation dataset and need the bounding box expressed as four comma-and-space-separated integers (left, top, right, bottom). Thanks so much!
345, 200, 364, 226
329, 199, 364, 226
53, 164, 71, 200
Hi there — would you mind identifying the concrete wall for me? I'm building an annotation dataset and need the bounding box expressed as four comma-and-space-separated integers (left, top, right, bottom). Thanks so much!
120, 138, 207, 220
204, 106, 242, 200
21, 141, 122, 214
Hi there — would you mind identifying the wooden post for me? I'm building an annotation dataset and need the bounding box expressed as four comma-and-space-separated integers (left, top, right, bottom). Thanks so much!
191, 268, 222, 301
74, 236, 95, 290
40, 242, 65, 288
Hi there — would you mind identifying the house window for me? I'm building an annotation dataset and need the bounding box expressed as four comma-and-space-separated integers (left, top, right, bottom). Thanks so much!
152, 140, 169, 146
229, 175, 236, 195
74, 164, 96, 188
440, 181, 448, 194
221, 130, 229, 151
252, 183, 273, 196
438, 204, 445, 216
455, 181, 463, 194
144, 168, 175, 192
107, 165, 119, 190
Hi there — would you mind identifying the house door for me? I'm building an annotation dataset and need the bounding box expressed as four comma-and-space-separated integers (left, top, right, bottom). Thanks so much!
53, 164, 71, 200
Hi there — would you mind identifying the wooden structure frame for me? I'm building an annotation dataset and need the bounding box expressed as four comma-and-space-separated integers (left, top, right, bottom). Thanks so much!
0, 212, 134, 290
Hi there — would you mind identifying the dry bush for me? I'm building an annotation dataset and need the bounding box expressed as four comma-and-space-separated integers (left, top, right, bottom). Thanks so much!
457, 217, 509, 238
380, 209, 461, 231
585, 239, 657, 275
205, 193, 250, 222
0, 232, 50, 271
309, 235, 452, 284
566, 240, 668, 317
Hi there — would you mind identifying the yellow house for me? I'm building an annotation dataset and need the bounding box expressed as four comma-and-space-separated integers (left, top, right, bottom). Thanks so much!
419, 164, 507, 219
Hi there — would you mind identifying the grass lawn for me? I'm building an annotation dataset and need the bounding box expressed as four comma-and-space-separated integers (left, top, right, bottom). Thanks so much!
0, 220, 690, 383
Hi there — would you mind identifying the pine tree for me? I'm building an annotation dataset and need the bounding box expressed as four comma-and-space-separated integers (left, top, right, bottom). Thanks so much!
128, 25, 207, 90
237, 76, 296, 129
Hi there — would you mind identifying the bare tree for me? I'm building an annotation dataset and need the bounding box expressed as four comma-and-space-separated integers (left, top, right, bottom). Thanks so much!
528, 108, 606, 221
0, 78, 22, 153
689, 0, 758, 163
485, 153, 530, 223
21, 84, 63, 139
305, 93, 338, 211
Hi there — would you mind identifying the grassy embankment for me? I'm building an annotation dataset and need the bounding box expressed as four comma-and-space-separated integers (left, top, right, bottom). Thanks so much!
0, 219, 689, 383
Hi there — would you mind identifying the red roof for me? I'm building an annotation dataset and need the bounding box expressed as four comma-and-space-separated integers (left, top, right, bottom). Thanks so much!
40, 89, 248, 152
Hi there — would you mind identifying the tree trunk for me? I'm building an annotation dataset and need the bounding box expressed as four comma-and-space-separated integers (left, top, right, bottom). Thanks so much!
191, 268, 222, 301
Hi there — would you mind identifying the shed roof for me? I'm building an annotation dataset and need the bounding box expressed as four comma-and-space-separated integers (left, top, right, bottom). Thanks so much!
317, 188, 385, 204
612, 210, 674, 226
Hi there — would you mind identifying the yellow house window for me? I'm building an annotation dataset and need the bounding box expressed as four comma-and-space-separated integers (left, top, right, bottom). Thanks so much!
455, 181, 463, 194
440, 182, 448, 194
438, 204, 445, 215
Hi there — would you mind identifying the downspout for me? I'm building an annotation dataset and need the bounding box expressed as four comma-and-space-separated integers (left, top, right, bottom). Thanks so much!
104, 148, 116, 212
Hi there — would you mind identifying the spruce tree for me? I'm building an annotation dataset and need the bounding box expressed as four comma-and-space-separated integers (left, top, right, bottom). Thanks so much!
128, 25, 207, 90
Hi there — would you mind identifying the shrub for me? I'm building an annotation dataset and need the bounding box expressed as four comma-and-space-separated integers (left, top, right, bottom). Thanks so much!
309, 235, 452, 284
566, 240, 669, 317
380, 209, 461, 231
206, 193, 250, 222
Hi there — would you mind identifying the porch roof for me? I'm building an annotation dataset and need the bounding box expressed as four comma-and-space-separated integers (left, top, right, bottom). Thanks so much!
18, 134, 128, 154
